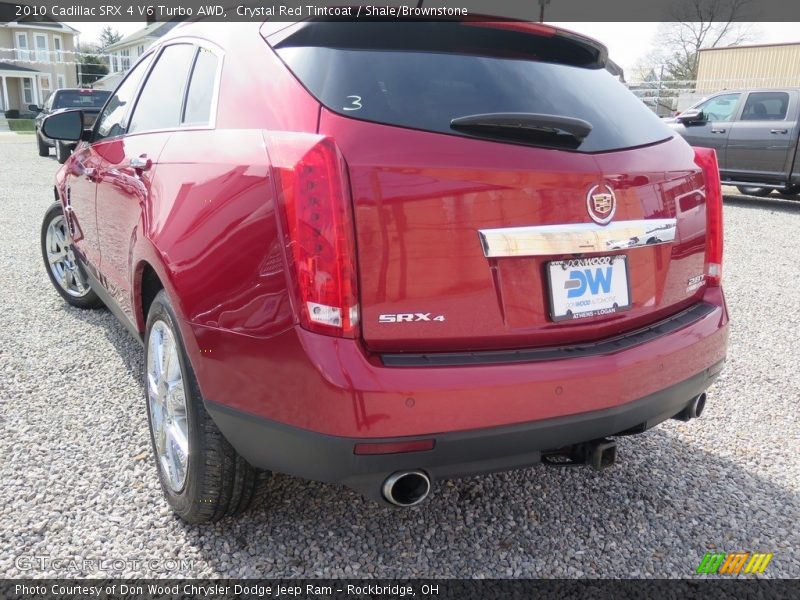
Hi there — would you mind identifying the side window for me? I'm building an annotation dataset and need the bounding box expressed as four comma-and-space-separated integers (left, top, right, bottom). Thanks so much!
183, 47, 219, 126
128, 44, 196, 134
697, 93, 741, 122
94, 53, 155, 142
740, 92, 789, 121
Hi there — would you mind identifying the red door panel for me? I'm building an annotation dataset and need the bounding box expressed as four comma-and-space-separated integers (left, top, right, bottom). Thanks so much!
94, 132, 171, 320
63, 144, 102, 269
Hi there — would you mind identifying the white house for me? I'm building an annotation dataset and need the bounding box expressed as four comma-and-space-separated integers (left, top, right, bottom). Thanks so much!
93, 21, 179, 91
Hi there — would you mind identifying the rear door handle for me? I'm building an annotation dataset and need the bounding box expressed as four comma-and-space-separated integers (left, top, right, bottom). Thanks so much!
130, 155, 152, 171
710, 128, 726, 134
770, 128, 788, 134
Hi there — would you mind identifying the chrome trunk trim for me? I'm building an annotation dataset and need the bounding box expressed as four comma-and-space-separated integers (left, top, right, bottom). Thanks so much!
478, 218, 677, 258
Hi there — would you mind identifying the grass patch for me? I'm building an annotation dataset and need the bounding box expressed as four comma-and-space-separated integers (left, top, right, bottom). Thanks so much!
7, 119, 36, 133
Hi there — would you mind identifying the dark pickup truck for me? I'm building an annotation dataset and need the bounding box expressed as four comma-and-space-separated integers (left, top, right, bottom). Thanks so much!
668, 88, 800, 197
34, 88, 111, 164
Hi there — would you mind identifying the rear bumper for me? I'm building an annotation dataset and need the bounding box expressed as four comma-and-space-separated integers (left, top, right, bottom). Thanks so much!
185, 287, 728, 500
186, 288, 728, 439
206, 359, 723, 502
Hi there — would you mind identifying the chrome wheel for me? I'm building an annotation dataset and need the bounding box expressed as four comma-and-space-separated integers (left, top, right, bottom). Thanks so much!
147, 320, 189, 492
45, 214, 90, 297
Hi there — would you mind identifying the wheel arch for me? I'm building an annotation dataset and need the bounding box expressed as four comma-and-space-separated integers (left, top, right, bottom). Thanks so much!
131, 246, 184, 333
136, 262, 164, 333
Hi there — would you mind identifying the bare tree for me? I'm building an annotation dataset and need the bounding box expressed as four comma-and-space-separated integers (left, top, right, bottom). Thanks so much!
655, 0, 757, 81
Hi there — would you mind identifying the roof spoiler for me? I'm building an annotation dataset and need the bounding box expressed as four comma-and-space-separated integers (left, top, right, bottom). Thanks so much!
264, 17, 608, 70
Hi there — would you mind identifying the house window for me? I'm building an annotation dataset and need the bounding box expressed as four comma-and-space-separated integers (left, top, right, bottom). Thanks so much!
53, 36, 63, 62
34, 34, 49, 63
112, 54, 119, 73
22, 79, 33, 104
137, 44, 145, 56
57, 74, 66, 89
121, 48, 131, 71
15, 33, 30, 62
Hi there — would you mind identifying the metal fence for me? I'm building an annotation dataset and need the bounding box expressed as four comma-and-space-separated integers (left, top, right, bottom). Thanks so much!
629, 76, 800, 117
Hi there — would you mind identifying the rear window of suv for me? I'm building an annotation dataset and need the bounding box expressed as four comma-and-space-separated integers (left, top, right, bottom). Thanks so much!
53, 90, 111, 109
274, 21, 673, 153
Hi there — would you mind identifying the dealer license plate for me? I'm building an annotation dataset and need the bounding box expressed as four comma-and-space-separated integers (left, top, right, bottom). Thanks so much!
547, 255, 631, 321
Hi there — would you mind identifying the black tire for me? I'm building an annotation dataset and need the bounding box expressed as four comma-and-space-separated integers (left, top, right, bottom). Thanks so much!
55, 141, 70, 164
779, 184, 800, 196
40, 202, 103, 309
144, 289, 267, 523
37, 131, 49, 157
736, 186, 772, 197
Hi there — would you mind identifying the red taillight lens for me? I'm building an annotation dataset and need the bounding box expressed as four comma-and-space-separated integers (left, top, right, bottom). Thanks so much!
693, 147, 724, 287
269, 135, 359, 337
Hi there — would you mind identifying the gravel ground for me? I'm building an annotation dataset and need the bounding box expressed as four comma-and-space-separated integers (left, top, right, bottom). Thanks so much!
1, 135, 799, 579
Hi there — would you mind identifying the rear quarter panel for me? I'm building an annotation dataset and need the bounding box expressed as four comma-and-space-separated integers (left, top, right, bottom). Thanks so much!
129, 22, 320, 335
133, 129, 294, 338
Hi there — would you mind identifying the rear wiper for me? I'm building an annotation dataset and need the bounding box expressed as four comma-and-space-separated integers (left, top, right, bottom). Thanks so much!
450, 113, 592, 150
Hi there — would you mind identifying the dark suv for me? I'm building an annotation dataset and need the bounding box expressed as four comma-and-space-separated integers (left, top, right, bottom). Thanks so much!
35, 88, 111, 163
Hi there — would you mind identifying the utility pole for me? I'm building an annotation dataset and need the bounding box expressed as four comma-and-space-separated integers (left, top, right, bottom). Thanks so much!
539, 0, 551, 22
654, 63, 665, 116
77, 50, 83, 88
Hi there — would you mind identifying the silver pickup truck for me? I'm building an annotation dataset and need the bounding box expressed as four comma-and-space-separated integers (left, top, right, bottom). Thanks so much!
668, 88, 800, 197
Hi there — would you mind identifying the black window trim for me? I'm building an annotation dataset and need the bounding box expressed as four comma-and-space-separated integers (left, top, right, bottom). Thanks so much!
180, 44, 223, 127
739, 90, 790, 122
694, 91, 744, 123
125, 41, 195, 135
90, 50, 158, 143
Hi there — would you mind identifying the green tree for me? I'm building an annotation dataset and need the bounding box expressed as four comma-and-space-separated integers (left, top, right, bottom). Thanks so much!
78, 54, 109, 86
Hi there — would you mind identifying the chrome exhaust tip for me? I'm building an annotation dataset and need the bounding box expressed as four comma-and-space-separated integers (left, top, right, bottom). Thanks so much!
382, 470, 431, 507
673, 392, 707, 422
692, 392, 707, 418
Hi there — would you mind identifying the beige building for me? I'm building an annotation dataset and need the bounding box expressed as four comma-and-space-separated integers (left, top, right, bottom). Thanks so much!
0, 21, 79, 112
696, 41, 800, 93
94, 21, 179, 91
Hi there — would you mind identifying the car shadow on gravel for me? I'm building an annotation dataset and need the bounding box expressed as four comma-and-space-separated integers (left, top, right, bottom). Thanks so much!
723, 194, 800, 214
170, 424, 800, 577
55, 299, 800, 577
56, 303, 144, 382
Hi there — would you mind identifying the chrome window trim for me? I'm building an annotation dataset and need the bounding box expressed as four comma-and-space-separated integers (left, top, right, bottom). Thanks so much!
478, 218, 677, 258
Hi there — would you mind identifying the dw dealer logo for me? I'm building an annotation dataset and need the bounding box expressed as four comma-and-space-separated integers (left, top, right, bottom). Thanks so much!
565, 266, 613, 299
696, 551, 773, 575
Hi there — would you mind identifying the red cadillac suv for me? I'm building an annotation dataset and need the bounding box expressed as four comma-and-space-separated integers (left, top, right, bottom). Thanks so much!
40, 19, 728, 522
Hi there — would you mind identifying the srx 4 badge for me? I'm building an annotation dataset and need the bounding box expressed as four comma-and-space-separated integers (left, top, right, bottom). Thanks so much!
379, 313, 446, 323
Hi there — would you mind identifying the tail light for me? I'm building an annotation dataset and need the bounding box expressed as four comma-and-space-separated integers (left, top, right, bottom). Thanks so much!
269, 135, 359, 338
693, 147, 723, 287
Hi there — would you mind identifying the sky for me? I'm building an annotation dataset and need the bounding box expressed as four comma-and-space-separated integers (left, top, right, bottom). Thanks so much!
67, 21, 800, 73
550, 22, 800, 71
